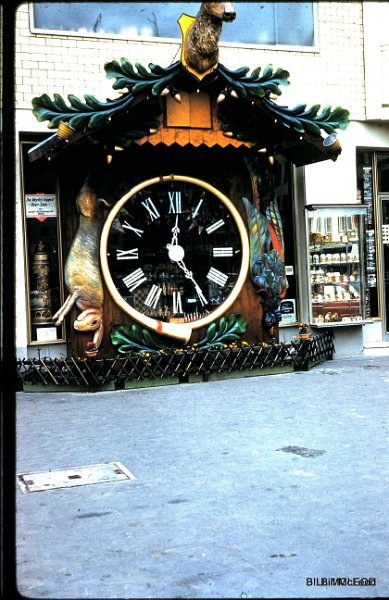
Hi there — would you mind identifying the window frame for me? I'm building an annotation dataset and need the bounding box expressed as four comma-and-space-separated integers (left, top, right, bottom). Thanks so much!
357, 148, 389, 323
20, 138, 67, 346
28, 2, 319, 53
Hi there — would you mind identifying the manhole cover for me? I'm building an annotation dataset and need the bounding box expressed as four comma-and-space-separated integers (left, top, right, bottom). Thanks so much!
277, 446, 326, 458
17, 461, 136, 493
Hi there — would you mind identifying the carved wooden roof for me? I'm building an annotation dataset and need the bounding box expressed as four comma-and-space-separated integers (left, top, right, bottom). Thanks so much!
29, 59, 349, 167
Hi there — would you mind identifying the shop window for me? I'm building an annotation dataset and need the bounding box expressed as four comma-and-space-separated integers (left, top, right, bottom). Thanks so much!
377, 154, 389, 192
30, 2, 315, 47
21, 140, 66, 345
377, 153, 389, 337
272, 160, 298, 326
307, 205, 367, 326
357, 150, 379, 319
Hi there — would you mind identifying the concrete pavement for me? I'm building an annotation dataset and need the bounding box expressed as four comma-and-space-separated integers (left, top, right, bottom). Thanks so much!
15, 356, 389, 598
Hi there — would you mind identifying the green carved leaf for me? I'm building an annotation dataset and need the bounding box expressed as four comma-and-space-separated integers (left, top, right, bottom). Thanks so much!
111, 323, 173, 354
110, 315, 247, 355
67, 94, 90, 111
132, 80, 154, 94
262, 64, 274, 78
104, 58, 182, 96
250, 66, 261, 79
216, 62, 349, 140
304, 103, 321, 118
195, 314, 247, 349
134, 62, 150, 77
263, 97, 350, 136
148, 63, 169, 75
31, 90, 136, 130
217, 63, 290, 100
224, 65, 251, 77
53, 93, 69, 111
303, 121, 322, 136
88, 112, 110, 129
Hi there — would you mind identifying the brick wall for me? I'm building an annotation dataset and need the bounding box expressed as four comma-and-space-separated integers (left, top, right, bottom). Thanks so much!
15, 2, 365, 126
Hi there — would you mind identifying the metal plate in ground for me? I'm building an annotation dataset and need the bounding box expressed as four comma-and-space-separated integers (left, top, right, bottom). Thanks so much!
17, 461, 136, 493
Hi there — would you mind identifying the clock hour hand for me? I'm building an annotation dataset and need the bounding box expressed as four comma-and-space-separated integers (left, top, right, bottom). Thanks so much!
170, 214, 180, 246
166, 214, 185, 259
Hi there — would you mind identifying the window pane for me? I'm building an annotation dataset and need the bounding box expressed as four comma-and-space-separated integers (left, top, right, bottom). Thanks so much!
275, 3, 314, 46
357, 150, 378, 318
31, 2, 315, 46
32, 3, 197, 37
21, 140, 66, 344
223, 3, 276, 45
377, 154, 389, 193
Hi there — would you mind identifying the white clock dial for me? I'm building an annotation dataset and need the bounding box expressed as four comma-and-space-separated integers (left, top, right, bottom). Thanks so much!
101, 175, 249, 342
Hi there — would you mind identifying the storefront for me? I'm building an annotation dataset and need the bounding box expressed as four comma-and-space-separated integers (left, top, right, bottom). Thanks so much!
18, 44, 347, 359
15, 2, 389, 387
357, 151, 389, 339
297, 124, 389, 356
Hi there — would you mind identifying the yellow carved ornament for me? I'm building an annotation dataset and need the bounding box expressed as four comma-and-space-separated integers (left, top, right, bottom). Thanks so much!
177, 13, 219, 81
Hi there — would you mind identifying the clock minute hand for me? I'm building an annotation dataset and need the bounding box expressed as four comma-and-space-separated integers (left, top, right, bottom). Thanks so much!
167, 239, 208, 306
176, 259, 208, 307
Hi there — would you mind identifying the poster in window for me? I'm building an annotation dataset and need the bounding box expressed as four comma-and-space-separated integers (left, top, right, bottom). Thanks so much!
25, 194, 57, 221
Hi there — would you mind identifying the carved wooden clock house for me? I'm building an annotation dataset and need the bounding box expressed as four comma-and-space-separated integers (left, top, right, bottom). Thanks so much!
28, 2, 349, 359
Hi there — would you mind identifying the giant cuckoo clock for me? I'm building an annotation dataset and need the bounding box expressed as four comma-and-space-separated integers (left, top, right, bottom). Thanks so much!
29, 2, 349, 357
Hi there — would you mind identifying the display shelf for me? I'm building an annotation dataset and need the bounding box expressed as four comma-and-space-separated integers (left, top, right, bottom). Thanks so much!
306, 205, 366, 325
311, 321, 367, 328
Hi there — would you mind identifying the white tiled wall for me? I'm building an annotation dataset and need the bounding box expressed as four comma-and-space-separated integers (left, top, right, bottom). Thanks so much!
15, 2, 366, 126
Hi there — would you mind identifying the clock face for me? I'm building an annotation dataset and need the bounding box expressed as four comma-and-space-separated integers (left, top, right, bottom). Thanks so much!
100, 175, 249, 342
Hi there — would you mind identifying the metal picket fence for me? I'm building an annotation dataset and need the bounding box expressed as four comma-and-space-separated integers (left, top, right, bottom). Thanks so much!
15, 331, 334, 390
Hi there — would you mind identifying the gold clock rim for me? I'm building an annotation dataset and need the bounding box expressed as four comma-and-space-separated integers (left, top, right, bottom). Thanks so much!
100, 174, 249, 340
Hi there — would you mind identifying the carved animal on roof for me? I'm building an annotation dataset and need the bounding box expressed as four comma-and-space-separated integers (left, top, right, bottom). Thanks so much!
183, 2, 236, 75
52, 176, 110, 356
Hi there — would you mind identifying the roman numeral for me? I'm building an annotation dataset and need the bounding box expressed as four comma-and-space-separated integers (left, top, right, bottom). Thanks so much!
207, 267, 228, 287
206, 219, 224, 234
144, 285, 162, 309
168, 191, 182, 214
141, 197, 160, 221
122, 220, 144, 238
116, 248, 139, 260
192, 198, 204, 219
122, 268, 147, 292
213, 247, 234, 257
172, 290, 183, 314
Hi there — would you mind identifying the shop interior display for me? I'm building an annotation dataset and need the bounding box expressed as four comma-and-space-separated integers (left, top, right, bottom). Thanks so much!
307, 208, 366, 325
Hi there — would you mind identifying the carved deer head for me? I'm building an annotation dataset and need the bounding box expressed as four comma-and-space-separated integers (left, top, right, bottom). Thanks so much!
201, 2, 236, 23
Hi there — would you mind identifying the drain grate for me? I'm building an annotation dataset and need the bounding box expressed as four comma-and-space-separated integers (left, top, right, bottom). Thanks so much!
277, 446, 326, 458
17, 461, 136, 493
